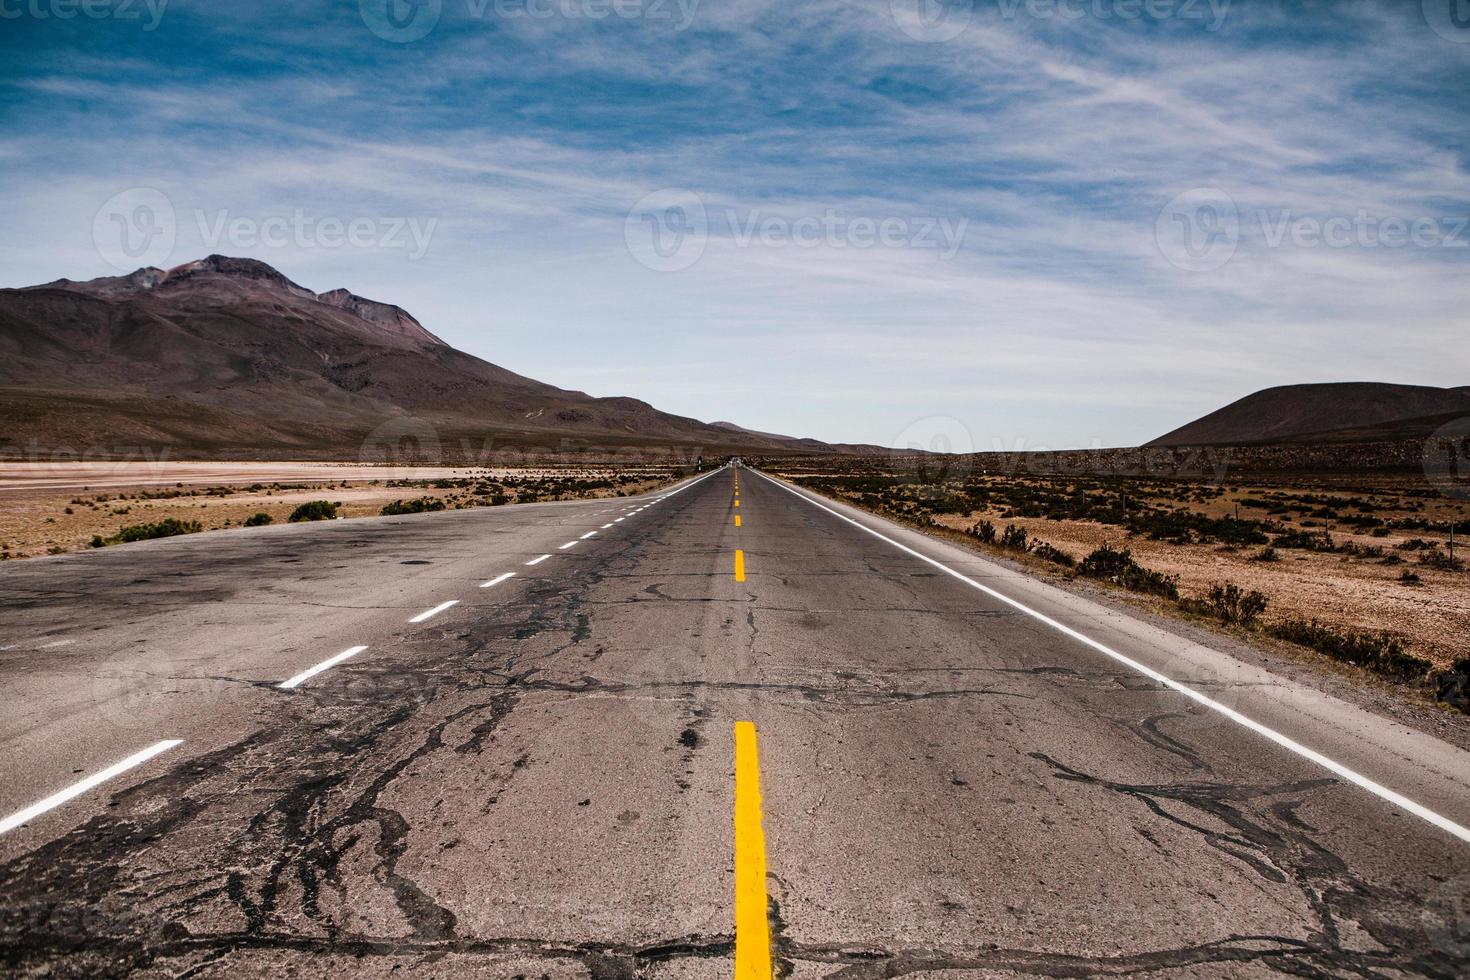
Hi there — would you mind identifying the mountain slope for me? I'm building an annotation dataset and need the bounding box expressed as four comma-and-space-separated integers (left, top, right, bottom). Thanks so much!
1148, 382, 1470, 447
0, 256, 836, 459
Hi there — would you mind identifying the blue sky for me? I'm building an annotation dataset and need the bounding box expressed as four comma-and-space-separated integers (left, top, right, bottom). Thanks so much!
1, 0, 1467, 448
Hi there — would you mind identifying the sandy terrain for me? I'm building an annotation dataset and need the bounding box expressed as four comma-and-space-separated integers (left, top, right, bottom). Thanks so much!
0, 463, 681, 560
931, 510, 1468, 669
0, 461, 576, 493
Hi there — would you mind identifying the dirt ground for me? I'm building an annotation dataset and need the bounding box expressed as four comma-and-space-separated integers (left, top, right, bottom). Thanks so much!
932, 510, 1468, 669
0, 462, 684, 560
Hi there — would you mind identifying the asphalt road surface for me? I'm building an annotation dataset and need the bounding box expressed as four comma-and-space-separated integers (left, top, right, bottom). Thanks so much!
1, 465, 1467, 978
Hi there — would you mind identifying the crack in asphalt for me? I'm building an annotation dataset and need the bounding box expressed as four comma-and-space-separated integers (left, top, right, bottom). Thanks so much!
791, 934, 1333, 978
495, 672, 1035, 709
1015, 752, 1467, 978
3, 480, 1466, 978
0, 504, 747, 977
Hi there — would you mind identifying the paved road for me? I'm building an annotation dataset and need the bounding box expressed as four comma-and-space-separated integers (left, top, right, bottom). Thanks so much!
1, 465, 1467, 978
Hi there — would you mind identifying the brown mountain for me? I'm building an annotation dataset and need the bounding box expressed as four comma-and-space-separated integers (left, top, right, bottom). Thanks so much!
1148, 382, 1470, 447
0, 255, 841, 460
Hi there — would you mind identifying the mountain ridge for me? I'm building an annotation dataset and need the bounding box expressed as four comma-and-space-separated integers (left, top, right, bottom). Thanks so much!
1148, 382, 1470, 447
0, 256, 863, 459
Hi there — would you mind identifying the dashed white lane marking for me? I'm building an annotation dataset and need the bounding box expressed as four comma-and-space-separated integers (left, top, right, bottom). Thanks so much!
280, 645, 369, 689
0, 469, 723, 839
580, 530, 598, 539
614, 517, 625, 523
755, 469, 1470, 846
558, 541, 578, 550
601, 523, 614, 529
409, 600, 459, 623
0, 739, 183, 836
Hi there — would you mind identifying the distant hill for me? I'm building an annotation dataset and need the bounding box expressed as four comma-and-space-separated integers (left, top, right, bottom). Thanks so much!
0, 256, 854, 460
1148, 383, 1470, 447
708, 420, 839, 453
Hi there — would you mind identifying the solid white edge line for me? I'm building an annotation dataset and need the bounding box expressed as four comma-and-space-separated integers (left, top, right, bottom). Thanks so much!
409, 599, 459, 623
659, 468, 721, 500
279, 645, 369, 690
752, 469, 1470, 845
0, 739, 183, 836
480, 572, 516, 589
526, 554, 551, 566
580, 530, 598, 539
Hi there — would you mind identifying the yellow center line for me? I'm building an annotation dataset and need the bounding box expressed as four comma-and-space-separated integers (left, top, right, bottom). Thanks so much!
733, 721, 772, 980
735, 514, 742, 527
734, 499, 740, 508
734, 549, 746, 581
